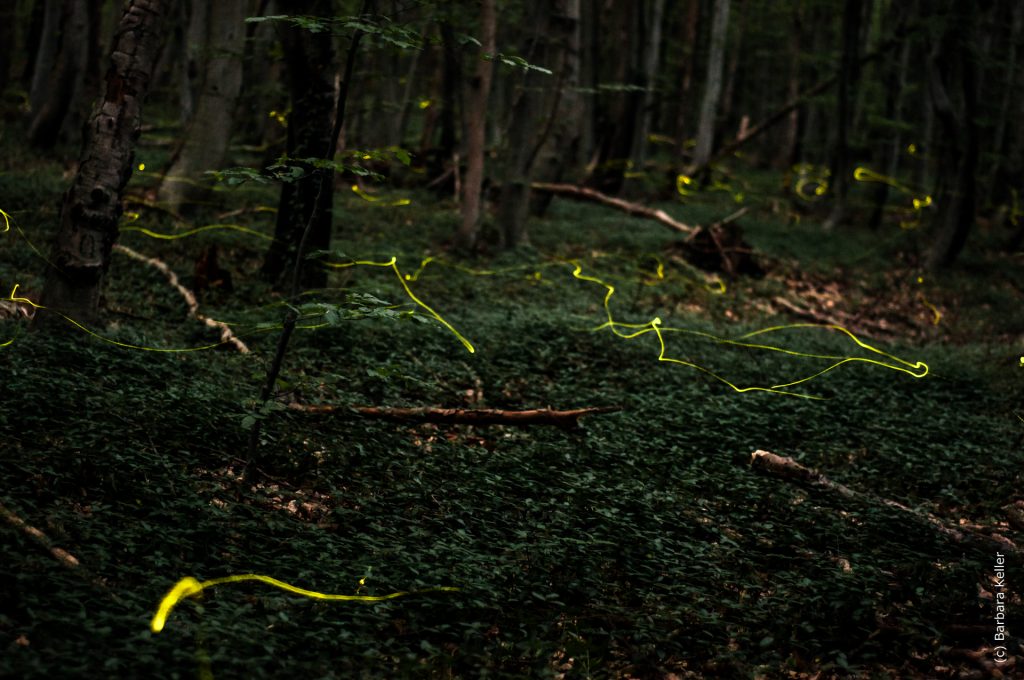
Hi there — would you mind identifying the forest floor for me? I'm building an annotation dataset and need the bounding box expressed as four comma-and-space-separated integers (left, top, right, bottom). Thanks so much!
1, 139, 1023, 678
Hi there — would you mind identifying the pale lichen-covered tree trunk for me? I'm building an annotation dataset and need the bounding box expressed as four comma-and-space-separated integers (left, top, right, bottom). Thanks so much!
692, 0, 730, 171
157, 0, 247, 214
36, 0, 166, 327
455, 0, 496, 252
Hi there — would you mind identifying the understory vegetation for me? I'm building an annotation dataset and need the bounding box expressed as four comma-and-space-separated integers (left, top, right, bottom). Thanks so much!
2, 135, 1022, 678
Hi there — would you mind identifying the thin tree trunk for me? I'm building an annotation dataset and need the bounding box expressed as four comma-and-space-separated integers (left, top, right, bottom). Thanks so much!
868, 26, 910, 229
28, 0, 96, 148
720, 0, 746, 126
35, 0, 167, 328
675, 0, 701, 159
628, 0, 667, 180
157, 0, 247, 214
0, 1, 14, 94
532, 0, 582, 217
822, 0, 863, 230
926, 2, 979, 269
454, 0, 496, 252
692, 0, 730, 173
261, 0, 336, 290
777, 1, 803, 168
497, 0, 581, 247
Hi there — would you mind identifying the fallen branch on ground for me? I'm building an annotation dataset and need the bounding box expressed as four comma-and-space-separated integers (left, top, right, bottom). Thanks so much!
749, 449, 1020, 556
0, 501, 80, 569
114, 244, 250, 353
530, 182, 696, 236
290, 403, 622, 429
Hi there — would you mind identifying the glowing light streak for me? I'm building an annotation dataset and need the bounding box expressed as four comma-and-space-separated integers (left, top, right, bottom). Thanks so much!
567, 262, 927, 399
4, 285, 235, 352
350, 185, 411, 206
0, 207, 10, 233
121, 223, 273, 241
793, 165, 830, 200
150, 574, 459, 633
325, 257, 474, 353
852, 166, 932, 230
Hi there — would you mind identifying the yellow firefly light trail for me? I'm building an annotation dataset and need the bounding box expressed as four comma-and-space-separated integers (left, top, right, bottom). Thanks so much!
121, 223, 274, 241
325, 257, 474, 353
150, 574, 460, 633
567, 262, 928, 399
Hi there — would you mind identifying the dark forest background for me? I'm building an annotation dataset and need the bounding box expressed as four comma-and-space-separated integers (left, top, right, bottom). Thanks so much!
1, 1, 1022, 678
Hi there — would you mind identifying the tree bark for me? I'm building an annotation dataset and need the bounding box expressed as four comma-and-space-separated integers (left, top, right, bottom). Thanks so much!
35, 0, 166, 328
261, 0, 336, 290
627, 0, 667, 181
454, 0, 497, 252
28, 0, 98, 149
822, 0, 863, 230
925, 1, 979, 270
692, 0, 730, 173
290, 403, 622, 430
157, 0, 247, 214
497, 0, 581, 248
749, 450, 1020, 557
531, 182, 695, 235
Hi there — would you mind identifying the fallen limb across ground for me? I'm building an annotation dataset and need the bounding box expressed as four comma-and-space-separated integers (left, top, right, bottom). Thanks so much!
290, 403, 622, 430
749, 449, 1020, 557
114, 244, 250, 353
531, 182, 696, 236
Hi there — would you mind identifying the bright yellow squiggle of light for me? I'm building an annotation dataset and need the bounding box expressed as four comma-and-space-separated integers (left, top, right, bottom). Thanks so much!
567, 262, 927, 399
351, 185, 411, 207
5, 284, 236, 352
122, 224, 274, 241
853, 166, 932, 230
0, 207, 11, 233
150, 574, 459, 633
325, 257, 474, 353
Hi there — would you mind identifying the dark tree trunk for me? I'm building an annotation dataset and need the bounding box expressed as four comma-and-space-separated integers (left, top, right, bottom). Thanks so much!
28, 0, 99, 149
925, 1, 979, 269
0, 1, 14, 94
438, 20, 460, 162
497, 0, 581, 248
868, 6, 911, 230
261, 0, 336, 290
822, 0, 863, 230
36, 0, 167, 328
454, 0, 496, 252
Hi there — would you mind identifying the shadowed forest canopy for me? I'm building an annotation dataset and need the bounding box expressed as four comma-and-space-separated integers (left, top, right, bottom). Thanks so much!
1, 0, 1022, 677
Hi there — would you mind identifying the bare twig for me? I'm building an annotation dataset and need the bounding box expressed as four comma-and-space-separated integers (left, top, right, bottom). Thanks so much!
749, 449, 1020, 556
114, 244, 249, 353
289, 403, 622, 430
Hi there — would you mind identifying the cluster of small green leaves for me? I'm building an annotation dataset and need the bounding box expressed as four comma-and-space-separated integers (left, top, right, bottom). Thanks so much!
208, 148, 412, 187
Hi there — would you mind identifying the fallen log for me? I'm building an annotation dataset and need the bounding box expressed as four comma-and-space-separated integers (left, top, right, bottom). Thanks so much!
290, 403, 622, 430
0, 501, 80, 569
749, 449, 1020, 557
530, 182, 696, 236
114, 244, 250, 353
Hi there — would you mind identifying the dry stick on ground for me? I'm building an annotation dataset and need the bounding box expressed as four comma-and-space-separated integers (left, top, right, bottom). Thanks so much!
530, 182, 697, 237
289, 403, 622, 430
749, 449, 1020, 557
0, 501, 81, 569
113, 244, 250, 353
